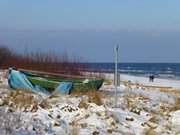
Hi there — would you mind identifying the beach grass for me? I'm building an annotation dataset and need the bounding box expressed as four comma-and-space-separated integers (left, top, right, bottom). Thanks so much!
71, 89, 103, 106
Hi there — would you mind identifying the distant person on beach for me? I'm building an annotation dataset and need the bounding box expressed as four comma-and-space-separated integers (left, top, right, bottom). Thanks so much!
149, 75, 155, 82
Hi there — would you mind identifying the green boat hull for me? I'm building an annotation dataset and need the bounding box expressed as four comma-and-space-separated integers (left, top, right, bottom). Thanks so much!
25, 74, 103, 91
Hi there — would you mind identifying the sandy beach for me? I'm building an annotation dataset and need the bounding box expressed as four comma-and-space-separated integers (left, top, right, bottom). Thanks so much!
0, 70, 180, 135
121, 74, 180, 89
102, 72, 180, 90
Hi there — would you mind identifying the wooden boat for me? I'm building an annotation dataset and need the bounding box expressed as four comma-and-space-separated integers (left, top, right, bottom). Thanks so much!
9, 68, 104, 93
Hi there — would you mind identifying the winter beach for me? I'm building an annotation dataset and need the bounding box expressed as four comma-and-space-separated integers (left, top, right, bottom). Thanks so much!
0, 70, 180, 135
1, 0, 180, 135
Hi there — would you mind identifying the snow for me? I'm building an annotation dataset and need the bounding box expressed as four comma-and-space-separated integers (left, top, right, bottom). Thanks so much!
0, 70, 180, 135
170, 110, 180, 133
103, 73, 180, 89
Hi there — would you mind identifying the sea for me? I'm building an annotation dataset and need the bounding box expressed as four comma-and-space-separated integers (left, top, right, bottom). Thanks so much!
83, 63, 180, 80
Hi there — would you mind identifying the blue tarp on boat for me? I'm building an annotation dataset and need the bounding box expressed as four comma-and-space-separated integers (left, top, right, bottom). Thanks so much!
8, 68, 50, 95
55, 82, 73, 94
8, 69, 35, 90
8, 68, 73, 95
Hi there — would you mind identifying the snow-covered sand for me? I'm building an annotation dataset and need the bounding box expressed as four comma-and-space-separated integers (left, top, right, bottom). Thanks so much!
121, 74, 180, 89
102, 73, 180, 89
0, 70, 180, 135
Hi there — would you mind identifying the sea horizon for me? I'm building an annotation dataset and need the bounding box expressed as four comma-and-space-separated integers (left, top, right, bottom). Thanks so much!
82, 63, 180, 80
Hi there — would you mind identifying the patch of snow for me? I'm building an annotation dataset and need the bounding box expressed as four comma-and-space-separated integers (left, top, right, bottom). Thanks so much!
170, 110, 180, 133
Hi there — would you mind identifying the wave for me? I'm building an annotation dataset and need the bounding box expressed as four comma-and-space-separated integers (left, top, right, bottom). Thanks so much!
118, 69, 145, 73
82, 63, 180, 80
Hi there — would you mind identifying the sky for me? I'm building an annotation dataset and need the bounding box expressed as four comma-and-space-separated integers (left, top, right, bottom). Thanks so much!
0, 0, 180, 62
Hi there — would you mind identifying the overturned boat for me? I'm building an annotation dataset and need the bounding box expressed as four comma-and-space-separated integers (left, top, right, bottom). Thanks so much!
8, 68, 104, 95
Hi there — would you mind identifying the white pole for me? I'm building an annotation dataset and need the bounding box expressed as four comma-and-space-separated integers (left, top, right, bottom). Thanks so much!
115, 45, 118, 107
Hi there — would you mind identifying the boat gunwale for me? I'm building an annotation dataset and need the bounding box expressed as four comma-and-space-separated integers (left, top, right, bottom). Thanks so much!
19, 68, 102, 80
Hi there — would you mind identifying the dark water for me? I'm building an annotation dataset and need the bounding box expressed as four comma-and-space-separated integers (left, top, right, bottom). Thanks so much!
83, 63, 180, 80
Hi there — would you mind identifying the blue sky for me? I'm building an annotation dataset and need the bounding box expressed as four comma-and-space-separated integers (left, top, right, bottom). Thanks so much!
0, 0, 180, 62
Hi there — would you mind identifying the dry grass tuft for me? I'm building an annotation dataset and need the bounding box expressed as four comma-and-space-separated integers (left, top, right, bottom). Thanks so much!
170, 96, 180, 111
71, 120, 79, 135
71, 89, 103, 106
92, 131, 100, 135
160, 88, 180, 94
4, 90, 39, 111
104, 80, 113, 85
148, 116, 159, 124
86, 90, 103, 106
78, 99, 89, 109
142, 128, 156, 135
39, 99, 51, 109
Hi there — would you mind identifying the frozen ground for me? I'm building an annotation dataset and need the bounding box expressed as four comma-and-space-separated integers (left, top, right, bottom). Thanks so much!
0, 71, 180, 135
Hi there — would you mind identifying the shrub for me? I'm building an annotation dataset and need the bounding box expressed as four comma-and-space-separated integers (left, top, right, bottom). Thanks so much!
0, 46, 12, 67
0, 46, 85, 75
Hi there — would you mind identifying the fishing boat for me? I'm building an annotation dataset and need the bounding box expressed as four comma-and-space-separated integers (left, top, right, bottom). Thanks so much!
8, 68, 104, 95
